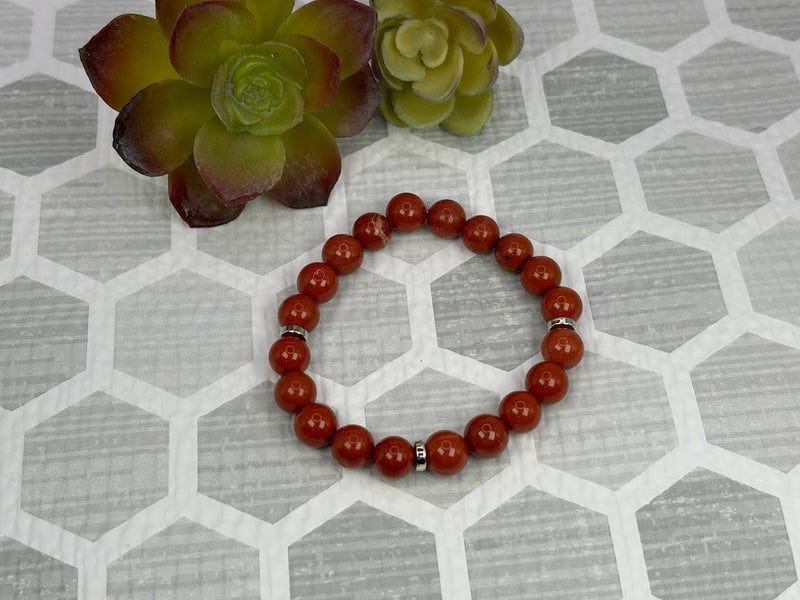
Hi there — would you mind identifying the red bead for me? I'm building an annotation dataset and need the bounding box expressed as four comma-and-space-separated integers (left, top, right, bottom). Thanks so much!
386, 192, 426, 232
322, 234, 364, 275
353, 212, 392, 251
464, 414, 509, 458
461, 215, 500, 254
293, 402, 337, 447
499, 391, 542, 433
426, 430, 469, 475
273, 371, 316, 412
494, 233, 533, 272
278, 294, 320, 332
268, 337, 310, 375
541, 329, 584, 369
330, 424, 374, 468
541, 286, 583, 321
297, 262, 339, 303
372, 436, 415, 478
521, 256, 562, 296
426, 199, 466, 238
525, 361, 568, 405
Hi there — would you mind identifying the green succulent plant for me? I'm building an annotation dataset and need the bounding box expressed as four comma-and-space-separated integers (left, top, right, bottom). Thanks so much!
80, 0, 381, 227
371, 0, 523, 135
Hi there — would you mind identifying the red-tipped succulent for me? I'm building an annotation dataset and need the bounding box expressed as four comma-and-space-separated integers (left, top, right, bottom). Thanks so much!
80, 0, 382, 227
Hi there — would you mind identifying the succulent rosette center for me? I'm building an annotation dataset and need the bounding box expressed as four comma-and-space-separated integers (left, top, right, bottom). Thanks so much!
213, 43, 305, 136
79, 0, 382, 227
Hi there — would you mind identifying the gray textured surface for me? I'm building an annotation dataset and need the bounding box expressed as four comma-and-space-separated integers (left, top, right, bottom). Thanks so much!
0, 76, 97, 176
680, 41, 800, 133
0, 277, 88, 410
595, 0, 708, 50
501, 0, 577, 61
543, 49, 667, 143
289, 502, 440, 600
0, 0, 33, 68
21, 392, 168, 540
725, 0, 800, 40
637, 469, 797, 600
0, 537, 78, 599
0, 190, 12, 259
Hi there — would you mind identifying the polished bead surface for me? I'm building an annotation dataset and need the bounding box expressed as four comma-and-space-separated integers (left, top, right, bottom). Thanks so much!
426, 430, 469, 476
322, 233, 364, 275
372, 436, 415, 478
297, 262, 339, 303
330, 424, 374, 468
541, 286, 583, 321
499, 390, 542, 432
464, 414, 509, 458
525, 361, 569, 405
541, 329, 584, 369
353, 212, 392, 251
521, 255, 562, 296
268, 337, 310, 375
461, 215, 500, 254
426, 199, 466, 239
278, 293, 320, 331
386, 192, 427, 232
273, 371, 317, 412
494, 233, 533, 272
293, 402, 337, 447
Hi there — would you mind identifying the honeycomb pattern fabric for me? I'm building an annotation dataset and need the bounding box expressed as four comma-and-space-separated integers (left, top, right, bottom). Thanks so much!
1, 0, 799, 598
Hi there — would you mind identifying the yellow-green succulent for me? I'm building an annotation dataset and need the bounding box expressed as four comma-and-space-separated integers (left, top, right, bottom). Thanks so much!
371, 0, 523, 135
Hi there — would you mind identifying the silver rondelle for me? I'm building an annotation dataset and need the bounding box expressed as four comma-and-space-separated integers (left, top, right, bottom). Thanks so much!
547, 317, 576, 331
414, 441, 427, 472
279, 324, 309, 341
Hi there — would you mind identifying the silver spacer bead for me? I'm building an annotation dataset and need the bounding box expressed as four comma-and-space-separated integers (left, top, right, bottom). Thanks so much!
280, 324, 309, 341
547, 317, 576, 331
414, 441, 427, 472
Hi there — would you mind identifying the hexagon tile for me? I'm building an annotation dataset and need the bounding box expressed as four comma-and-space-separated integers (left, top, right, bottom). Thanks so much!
594, 0, 708, 51
0, 538, 78, 598
0, 0, 33, 68
637, 469, 797, 600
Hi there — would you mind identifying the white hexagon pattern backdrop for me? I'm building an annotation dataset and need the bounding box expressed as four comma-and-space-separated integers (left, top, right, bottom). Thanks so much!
1, 0, 799, 599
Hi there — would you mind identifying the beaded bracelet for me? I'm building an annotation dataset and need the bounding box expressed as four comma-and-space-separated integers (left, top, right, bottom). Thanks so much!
269, 193, 584, 478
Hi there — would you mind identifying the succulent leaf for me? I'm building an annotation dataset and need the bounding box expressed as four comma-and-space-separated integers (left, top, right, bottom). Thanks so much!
440, 88, 493, 135
457, 38, 497, 96
169, 154, 247, 227
113, 79, 214, 176
394, 19, 449, 67
277, 33, 341, 112
269, 115, 342, 209
277, 0, 376, 79
169, 0, 258, 87
371, 0, 433, 21
440, 0, 496, 24
431, 5, 487, 54
381, 29, 426, 81
372, 33, 405, 90
156, 0, 245, 38
194, 117, 286, 204
391, 85, 455, 127
245, 0, 294, 40
488, 4, 523, 65
411, 43, 463, 102
379, 91, 408, 127
79, 14, 180, 111
313, 63, 383, 137
210, 42, 306, 136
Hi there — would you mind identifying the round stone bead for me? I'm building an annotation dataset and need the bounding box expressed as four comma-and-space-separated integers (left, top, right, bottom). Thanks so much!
494, 233, 533, 272
278, 293, 320, 332
461, 215, 500, 254
521, 256, 562, 296
297, 262, 339, 303
464, 414, 509, 458
273, 371, 316, 412
322, 234, 364, 275
293, 402, 337, 447
525, 361, 568, 405
427, 199, 466, 239
372, 436, 415, 478
541, 286, 583, 321
268, 337, 310, 375
426, 430, 469, 475
353, 212, 392, 250
541, 329, 584, 369
330, 424, 374, 468
386, 192, 427, 232
499, 391, 542, 432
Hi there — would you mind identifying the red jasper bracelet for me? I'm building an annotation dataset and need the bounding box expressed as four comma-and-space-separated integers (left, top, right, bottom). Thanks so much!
269, 193, 584, 478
